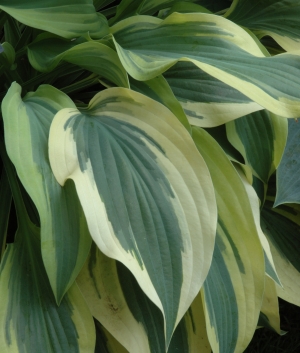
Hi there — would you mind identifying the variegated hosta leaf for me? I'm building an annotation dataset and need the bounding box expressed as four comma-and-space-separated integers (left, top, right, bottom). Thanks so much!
77, 243, 210, 353
225, 0, 300, 51
261, 202, 300, 306
111, 12, 300, 118
2, 82, 92, 304
95, 321, 129, 353
169, 291, 211, 353
28, 34, 129, 88
192, 127, 265, 353
259, 275, 281, 334
275, 119, 300, 206
226, 111, 288, 184
129, 75, 191, 132
158, 0, 231, 14
49, 87, 217, 344
0, 0, 108, 39
204, 125, 244, 163
137, 0, 200, 16
77, 243, 156, 353
158, 2, 212, 19
164, 62, 263, 127
0, 217, 95, 353
235, 167, 280, 285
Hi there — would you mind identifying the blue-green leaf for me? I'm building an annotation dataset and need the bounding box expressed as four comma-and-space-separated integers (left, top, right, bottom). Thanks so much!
275, 119, 300, 206
164, 61, 263, 127
226, 110, 287, 184
111, 13, 300, 118
226, 0, 300, 51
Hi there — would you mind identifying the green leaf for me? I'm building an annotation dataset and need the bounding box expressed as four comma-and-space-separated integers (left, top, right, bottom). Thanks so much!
2, 82, 92, 304
170, 292, 211, 353
159, 2, 212, 19
95, 321, 129, 353
261, 203, 300, 307
0, 143, 95, 353
0, 168, 11, 260
3, 15, 20, 48
77, 243, 165, 353
94, 0, 115, 11
28, 34, 129, 88
109, 0, 200, 25
0, 220, 95, 353
226, 110, 287, 184
49, 87, 217, 345
204, 125, 244, 163
275, 119, 300, 206
0, 42, 15, 66
259, 276, 281, 335
225, 0, 300, 51
262, 204, 300, 275
112, 12, 300, 118
0, 0, 108, 39
77, 243, 211, 353
236, 170, 280, 285
164, 61, 263, 127
129, 75, 191, 132
192, 127, 265, 353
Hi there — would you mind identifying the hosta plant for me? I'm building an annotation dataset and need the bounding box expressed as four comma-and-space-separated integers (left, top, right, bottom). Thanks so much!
0, 0, 300, 352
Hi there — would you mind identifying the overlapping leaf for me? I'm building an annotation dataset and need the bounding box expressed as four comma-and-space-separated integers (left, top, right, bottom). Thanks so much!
0, 147, 95, 353
204, 125, 244, 163
236, 168, 280, 285
198, 0, 232, 12
49, 87, 217, 345
192, 127, 265, 353
94, 321, 129, 353
0, 0, 108, 39
164, 61, 263, 127
111, 12, 300, 118
261, 202, 300, 306
275, 118, 300, 206
77, 243, 211, 353
28, 34, 129, 88
77, 242, 155, 353
225, 0, 300, 51
2, 83, 92, 304
226, 110, 287, 184
0, 221, 95, 353
109, 0, 200, 24
129, 75, 191, 132
258, 276, 281, 334
158, 2, 212, 19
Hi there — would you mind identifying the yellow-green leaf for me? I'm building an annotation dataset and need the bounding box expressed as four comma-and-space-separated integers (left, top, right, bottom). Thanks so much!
2, 82, 92, 304
28, 34, 129, 88
193, 126, 265, 353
